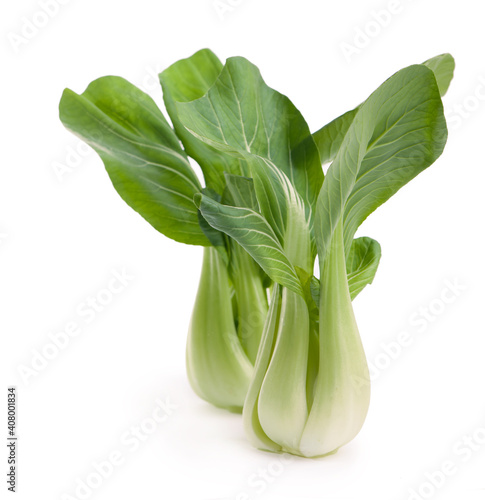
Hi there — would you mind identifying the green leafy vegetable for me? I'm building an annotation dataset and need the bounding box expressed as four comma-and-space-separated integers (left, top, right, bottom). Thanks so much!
59, 50, 453, 456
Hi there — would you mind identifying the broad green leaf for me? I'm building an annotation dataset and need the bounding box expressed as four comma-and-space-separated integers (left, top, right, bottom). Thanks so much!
59, 76, 208, 246
312, 53, 454, 166
423, 53, 455, 96
346, 237, 381, 300
315, 64, 447, 263
312, 109, 358, 165
175, 56, 324, 231
160, 49, 245, 193
197, 188, 228, 263
222, 173, 274, 290
196, 193, 303, 296
222, 174, 259, 211
248, 158, 294, 245
244, 158, 313, 273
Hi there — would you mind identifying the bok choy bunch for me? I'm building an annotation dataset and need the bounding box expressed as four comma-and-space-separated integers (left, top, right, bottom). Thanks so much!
178, 54, 453, 457
58, 49, 453, 456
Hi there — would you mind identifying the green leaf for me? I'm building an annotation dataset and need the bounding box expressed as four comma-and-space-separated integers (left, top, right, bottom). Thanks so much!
305, 236, 381, 305
160, 49, 245, 193
310, 276, 320, 309
196, 193, 303, 296
312, 108, 359, 165
423, 53, 455, 97
312, 53, 454, 166
315, 64, 447, 263
197, 188, 228, 263
222, 174, 259, 211
249, 158, 294, 245
346, 237, 381, 300
175, 56, 323, 224
59, 76, 208, 246
295, 267, 320, 325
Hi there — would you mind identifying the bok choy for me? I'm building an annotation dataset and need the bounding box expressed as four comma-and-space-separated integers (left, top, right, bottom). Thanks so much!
58, 49, 453, 456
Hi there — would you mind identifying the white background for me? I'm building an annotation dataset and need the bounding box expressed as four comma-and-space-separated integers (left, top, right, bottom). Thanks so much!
1, 1, 484, 499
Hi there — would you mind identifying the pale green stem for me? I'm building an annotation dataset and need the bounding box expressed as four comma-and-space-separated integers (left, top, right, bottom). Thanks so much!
186, 246, 253, 412
230, 242, 269, 364
242, 285, 282, 452
299, 219, 370, 457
